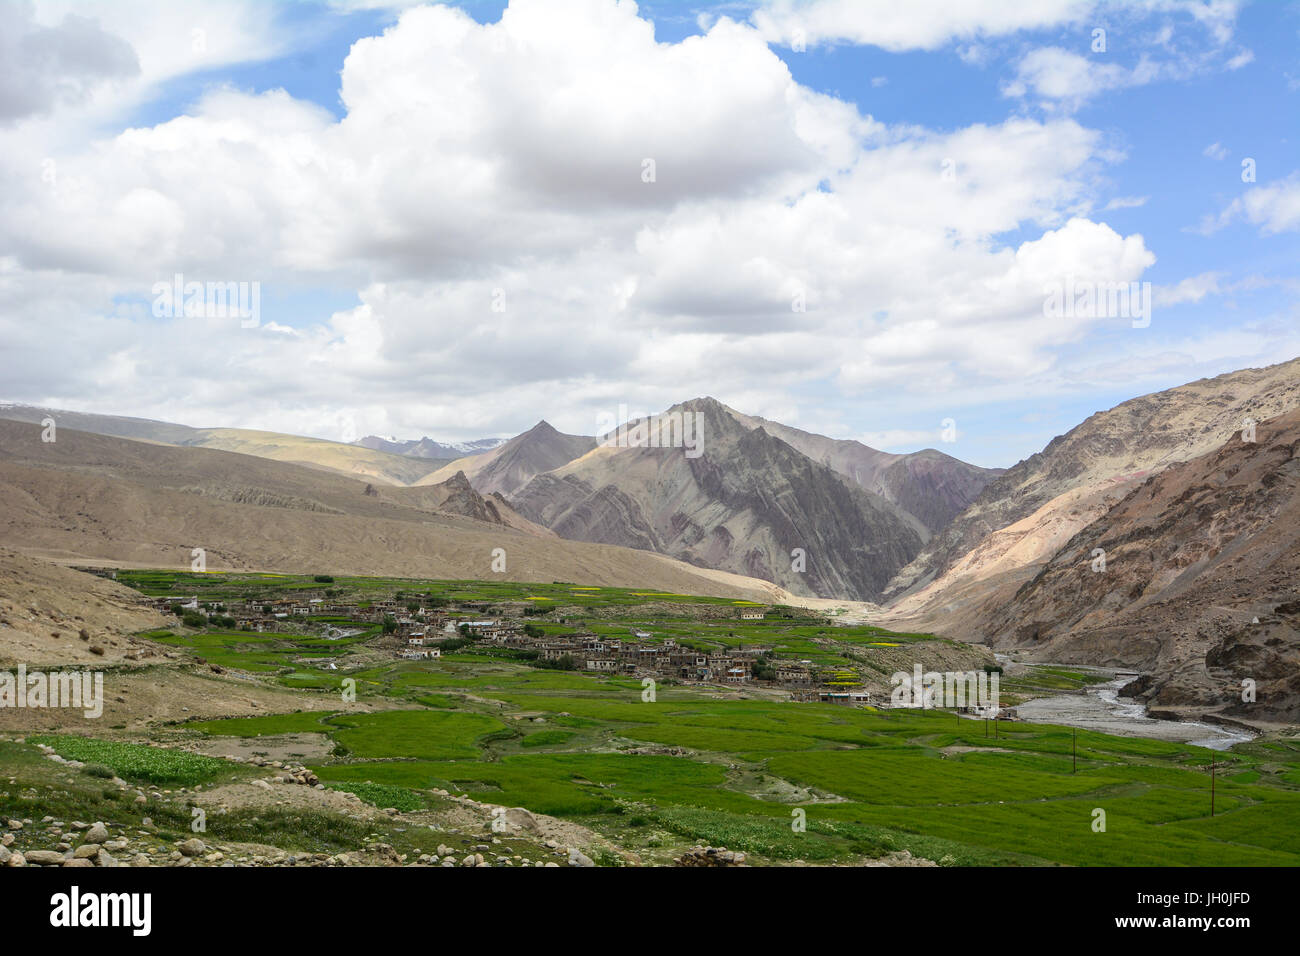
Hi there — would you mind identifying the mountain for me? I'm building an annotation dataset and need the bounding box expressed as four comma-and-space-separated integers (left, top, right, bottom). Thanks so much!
176, 428, 445, 485
0, 404, 444, 487
883, 357, 1300, 612
0, 419, 793, 602
509, 398, 925, 601
0, 400, 998, 603
416, 421, 597, 497
724, 409, 1002, 534
0, 403, 206, 445
982, 408, 1300, 726
353, 434, 506, 459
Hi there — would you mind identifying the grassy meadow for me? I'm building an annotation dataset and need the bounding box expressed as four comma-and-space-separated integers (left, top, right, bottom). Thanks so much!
29, 569, 1298, 866
183, 652, 1300, 866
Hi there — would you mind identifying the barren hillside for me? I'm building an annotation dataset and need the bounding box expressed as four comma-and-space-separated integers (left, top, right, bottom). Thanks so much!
725, 408, 1002, 534
416, 421, 596, 497
0, 405, 443, 486
510, 398, 925, 601
0, 420, 797, 602
0, 549, 169, 666
882, 357, 1300, 625
979, 408, 1300, 725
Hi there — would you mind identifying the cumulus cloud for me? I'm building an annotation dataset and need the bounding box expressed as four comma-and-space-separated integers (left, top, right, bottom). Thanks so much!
0, 1, 139, 123
0, 0, 1171, 444
31, 0, 283, 89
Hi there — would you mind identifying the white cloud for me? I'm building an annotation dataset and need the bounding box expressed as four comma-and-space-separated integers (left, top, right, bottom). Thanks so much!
1225, 49, 1254, 70
751, 0, 1243, 52
1104, 195, 1148, 210
1153, 271, 1223, 306
1200, 172, 1300, 235
0, 0, 1210, 449
30, 0, 283, 89
752, 0, 1097, 52
1001, 46, 1147, 111
0, 0, 139, 123
1204, 141, 1229, 160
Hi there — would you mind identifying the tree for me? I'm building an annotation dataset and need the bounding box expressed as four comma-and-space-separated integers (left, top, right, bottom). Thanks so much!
382, 614, 397, 634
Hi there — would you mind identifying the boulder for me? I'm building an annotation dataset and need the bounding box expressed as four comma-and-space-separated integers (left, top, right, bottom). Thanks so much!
25, 850, 67, 866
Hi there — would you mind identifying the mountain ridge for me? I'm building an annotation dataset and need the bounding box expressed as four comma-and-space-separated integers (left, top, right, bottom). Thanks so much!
509, 397, 927, 601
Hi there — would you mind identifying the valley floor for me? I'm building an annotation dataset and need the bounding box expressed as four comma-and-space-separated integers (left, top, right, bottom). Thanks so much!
4, 570, 1300, 868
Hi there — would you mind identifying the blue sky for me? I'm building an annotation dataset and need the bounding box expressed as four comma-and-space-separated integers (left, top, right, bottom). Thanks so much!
2, 0, 1297, 468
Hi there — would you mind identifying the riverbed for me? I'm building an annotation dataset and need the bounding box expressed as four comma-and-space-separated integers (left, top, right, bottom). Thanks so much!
1010, 671, 1255, 751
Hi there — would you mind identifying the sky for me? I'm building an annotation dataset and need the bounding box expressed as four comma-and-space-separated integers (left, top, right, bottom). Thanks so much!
1, 0, 1297, 469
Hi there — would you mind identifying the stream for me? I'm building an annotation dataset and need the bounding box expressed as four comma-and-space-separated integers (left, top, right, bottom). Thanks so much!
1002, 662, 1255, 751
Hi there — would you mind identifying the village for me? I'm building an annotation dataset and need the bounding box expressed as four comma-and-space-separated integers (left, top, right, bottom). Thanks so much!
149, 592, 796, 681
142, 590, 873, 699
141, 587, 1013, 716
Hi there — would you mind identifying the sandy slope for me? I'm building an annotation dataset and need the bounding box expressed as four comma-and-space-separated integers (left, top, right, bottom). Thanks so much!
0, 548, 168, 666
0, 420, 801, 603
0, 404, 441, 487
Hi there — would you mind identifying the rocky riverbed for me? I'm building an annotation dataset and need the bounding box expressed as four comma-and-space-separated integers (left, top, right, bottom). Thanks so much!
1012, 672, 1256, 750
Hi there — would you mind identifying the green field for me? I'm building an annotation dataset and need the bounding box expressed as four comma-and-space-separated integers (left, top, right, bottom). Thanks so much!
179, 652, 1300, 866
119, 570, 959, 685
32, 735, 235, 787
105, 570, 1300, 866
115, 569, 759, 609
